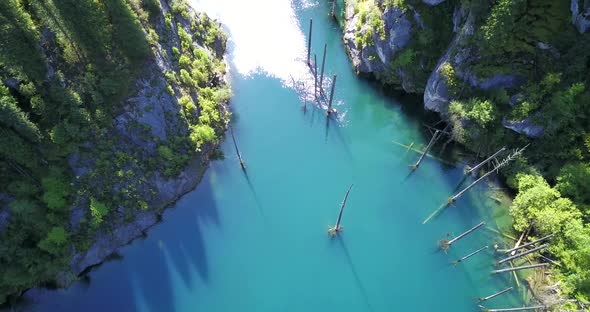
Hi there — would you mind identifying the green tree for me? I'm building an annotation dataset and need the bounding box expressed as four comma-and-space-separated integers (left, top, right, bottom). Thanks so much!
0, 85, 41, 142
41, 169, 70, 211
510, 174, 581, 234
0, 0, 47, 81
556, 163, 590, 207
89, 198, 109, 226
38, 226, 68, 255
104, 0, 149, 66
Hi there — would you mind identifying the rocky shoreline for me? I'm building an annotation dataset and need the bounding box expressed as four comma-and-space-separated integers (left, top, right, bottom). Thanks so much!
341, 0, 590, 137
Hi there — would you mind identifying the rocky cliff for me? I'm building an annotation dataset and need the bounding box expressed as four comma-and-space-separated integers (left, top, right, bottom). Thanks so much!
342, 0, 588, 140
65, 2, 229, 282
0, 0, 229, 303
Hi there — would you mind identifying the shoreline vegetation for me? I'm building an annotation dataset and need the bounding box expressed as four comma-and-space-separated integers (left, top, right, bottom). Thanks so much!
341, 0, 590, 309
0, 0, 230, 305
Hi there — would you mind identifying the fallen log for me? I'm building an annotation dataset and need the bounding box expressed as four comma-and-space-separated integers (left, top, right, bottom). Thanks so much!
478, 287, 513, 303
439, 221, 485, 251
504, 234, 554, 254
497, 244, 549, 265
492, 263, 549, 274
454, 246, 488, 264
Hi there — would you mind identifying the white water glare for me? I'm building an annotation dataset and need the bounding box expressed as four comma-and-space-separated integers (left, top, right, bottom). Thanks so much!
190, 0, 315, 85
190, 0, 344, 118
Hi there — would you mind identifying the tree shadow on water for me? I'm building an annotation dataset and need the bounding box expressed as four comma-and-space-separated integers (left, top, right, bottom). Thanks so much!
333, 236, 375, 312
126, 170, 222, 312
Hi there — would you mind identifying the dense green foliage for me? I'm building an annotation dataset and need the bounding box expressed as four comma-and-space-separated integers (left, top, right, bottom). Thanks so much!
353, 0, 590, 302
0, 0, 228, 304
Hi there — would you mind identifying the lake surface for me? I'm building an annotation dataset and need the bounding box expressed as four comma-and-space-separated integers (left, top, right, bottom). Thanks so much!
21, 1, 522, 311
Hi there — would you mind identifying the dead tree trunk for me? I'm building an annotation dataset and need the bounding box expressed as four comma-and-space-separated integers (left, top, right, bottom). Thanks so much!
482, 306, 546, 312
320, 43, 327, 93
328, 184, 353, 237
478, 287, 513, 303
331, 0, 336, 18
440, 221, 485, 251
492, 263, 549, 274
538, 255, 560, 266
454, 246, 488, 264
449, 145, 528, 204
411, 130, 441, 171
314, 53, 318, 100
327, 74, 337, 116
466, 147, 506, 175
505, 234, 554, 254
510, 226, 530, 256
497, 244, 548, 265
307, 19, 312, 65
230, 126, 245, 169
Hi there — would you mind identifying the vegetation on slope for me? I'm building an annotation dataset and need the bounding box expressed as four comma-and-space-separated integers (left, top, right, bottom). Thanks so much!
0, 0, 228, 304
352, 0, 590, 304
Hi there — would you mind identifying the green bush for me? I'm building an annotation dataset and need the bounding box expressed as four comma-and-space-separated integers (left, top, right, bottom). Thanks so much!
89, 198, 109, 226
38, 226, 68, 256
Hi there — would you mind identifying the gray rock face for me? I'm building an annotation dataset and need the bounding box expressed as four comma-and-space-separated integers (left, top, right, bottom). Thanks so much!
343, 4, 411, 88
478, 74, 526, 90
571, 0, 590, 33
424, 14, 474, 113
572, 0, 580, 23
575, 10, 590, 33
424, 61, 450, 113
502, 116, 544, 138
63, 3, 227, 282
422, 0, 446, 5
453, 5, 467, 33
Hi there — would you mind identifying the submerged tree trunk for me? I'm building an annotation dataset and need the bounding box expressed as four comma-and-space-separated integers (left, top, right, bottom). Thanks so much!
492, 263, 549, 274
440, 221, 485, 251
478, 287, 513, 303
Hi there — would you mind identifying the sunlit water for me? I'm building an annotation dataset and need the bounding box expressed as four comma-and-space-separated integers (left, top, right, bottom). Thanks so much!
18, 1, 523, 311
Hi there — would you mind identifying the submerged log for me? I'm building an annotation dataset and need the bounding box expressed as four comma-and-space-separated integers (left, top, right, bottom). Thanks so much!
440, 222, 485, 251
328, 184, 353, 237
505, 234, 555, 254
482, 306, 546, 312
478, 287, 513, 303
230, 126, 245, 169
492, 263, 549, 274
454, 246, 488, 264
411, 130, 441, 171
497, 244, 549, 265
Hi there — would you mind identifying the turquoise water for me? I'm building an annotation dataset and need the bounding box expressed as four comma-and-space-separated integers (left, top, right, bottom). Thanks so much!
21, 1, 522, 311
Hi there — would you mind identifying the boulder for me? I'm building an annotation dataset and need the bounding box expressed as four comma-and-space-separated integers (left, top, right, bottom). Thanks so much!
502, 116, 544, 138
571, 0, 590, 33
